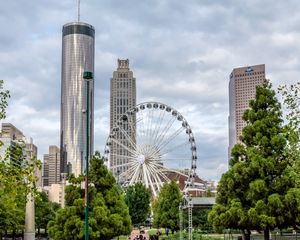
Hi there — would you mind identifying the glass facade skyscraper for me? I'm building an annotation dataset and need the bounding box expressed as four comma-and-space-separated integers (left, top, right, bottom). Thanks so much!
60, 22, 95, 176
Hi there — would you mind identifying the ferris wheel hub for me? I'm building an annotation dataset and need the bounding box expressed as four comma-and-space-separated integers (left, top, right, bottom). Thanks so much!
137, 154, 145, 165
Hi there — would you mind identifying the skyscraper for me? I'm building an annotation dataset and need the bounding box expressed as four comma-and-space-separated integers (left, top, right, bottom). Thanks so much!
43, 146, 60, 186
60, 22, 95, 176
228, 64, 265, 159
0, 123, 42, 186
0, 123, 26, 163
110, 59, 136, 176
42, 157, 49, 187
26, 139, 42, 187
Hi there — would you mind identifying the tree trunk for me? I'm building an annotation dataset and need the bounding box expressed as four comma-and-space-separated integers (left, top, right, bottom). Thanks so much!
242, 229, 251, 240
264, 228, 270, 240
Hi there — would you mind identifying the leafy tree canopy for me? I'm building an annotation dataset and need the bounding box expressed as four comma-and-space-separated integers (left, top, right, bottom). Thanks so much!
209, 81, 300, 240
0, 80, 41, 236
35, 191, 60, 236
125, 182, 151, 225
48, 152, 132, 240
152, 180, 182, 233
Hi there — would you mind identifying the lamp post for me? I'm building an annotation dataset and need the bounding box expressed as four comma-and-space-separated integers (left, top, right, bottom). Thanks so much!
83, 71, 93, 240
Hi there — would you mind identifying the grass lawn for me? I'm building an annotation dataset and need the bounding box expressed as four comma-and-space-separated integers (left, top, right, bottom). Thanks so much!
147, 228, 165, 235
146, 231, 223, 240
112, 229, 223, 240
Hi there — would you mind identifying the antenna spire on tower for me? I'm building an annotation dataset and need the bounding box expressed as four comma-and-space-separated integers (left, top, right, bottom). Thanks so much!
77, 0, 80, 22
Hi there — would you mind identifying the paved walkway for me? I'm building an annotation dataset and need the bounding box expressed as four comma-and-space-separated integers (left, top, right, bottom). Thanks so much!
129, 229, 149, 240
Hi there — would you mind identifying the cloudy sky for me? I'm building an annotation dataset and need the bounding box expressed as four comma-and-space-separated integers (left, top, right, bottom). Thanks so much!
0, 0, 299, 182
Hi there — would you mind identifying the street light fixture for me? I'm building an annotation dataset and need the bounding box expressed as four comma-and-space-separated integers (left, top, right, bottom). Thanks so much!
83, 70, 93, 240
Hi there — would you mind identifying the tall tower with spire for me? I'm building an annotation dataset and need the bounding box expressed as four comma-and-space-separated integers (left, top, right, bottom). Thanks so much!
110, 59, 136, 176
60, 21, 95, 176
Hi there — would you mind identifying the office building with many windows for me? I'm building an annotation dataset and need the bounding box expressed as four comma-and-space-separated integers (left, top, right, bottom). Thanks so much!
110, 59, 136, 176
42, 145, 60, 187
228, 64, 266, 160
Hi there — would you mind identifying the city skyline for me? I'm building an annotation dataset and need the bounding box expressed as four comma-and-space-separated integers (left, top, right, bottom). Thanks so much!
1, 1, 300, 181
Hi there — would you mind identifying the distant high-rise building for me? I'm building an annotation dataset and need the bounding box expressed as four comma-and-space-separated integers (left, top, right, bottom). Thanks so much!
1, 123, 25, 140
0, 123, 26, 164
228, 64, 265, 160
43, 146, 60, 186
0, 123, 42, 186
26, 139, 42, 187
110, 59, 136, 176
60, 22, 95, 176
42, 157, 49, 187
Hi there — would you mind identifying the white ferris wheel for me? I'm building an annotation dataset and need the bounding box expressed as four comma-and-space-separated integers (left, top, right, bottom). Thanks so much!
104, 102, 197, 197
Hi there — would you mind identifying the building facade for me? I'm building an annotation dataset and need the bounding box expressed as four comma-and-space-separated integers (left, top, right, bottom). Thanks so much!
110, 59, 136, 176
228, 64, 265, 160
0, 123, 26, 164
42, 184, 63, 206
60, 22, 95, 176
0, 123, 42, 186
26, 139, 42, 187
43, 146, 60, 187
42, 157, 49, 187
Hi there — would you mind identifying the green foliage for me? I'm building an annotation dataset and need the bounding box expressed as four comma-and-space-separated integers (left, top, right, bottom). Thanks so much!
0, 143, 41, 235
0, 80, 42, 236
35, 191, 60, 235
48, 152, 132, 240
0, 80, 10, 119
182, 208, 212, 233
192, 208, 212, 231
279, 83, 300, 186
209, 81, 299, 240
125, 182, 151, 225
152, 180, 183, 233
0, 160, 26, 234
278, 82, 300, 224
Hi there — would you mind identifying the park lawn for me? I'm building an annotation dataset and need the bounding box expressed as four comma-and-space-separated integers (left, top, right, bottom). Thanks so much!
147, 228, 165, 235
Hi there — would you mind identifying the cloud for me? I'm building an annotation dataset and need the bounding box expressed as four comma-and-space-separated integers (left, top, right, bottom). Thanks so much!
1, 0, 300, 182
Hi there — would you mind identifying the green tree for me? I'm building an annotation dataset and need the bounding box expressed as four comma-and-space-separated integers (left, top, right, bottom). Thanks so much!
125, 182, 151, 225
0, 160, 26, 237
48, 152, 132, 240
0, 80, 41, 238
278, 82, 300, 224
191, 208, 212, 232
0, 140, 41, 238
35, 191, 60, 236
152, 180, 182, 233
209, 81, 299, 240
279, 83, 300, 183
0, 80, 10, 119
